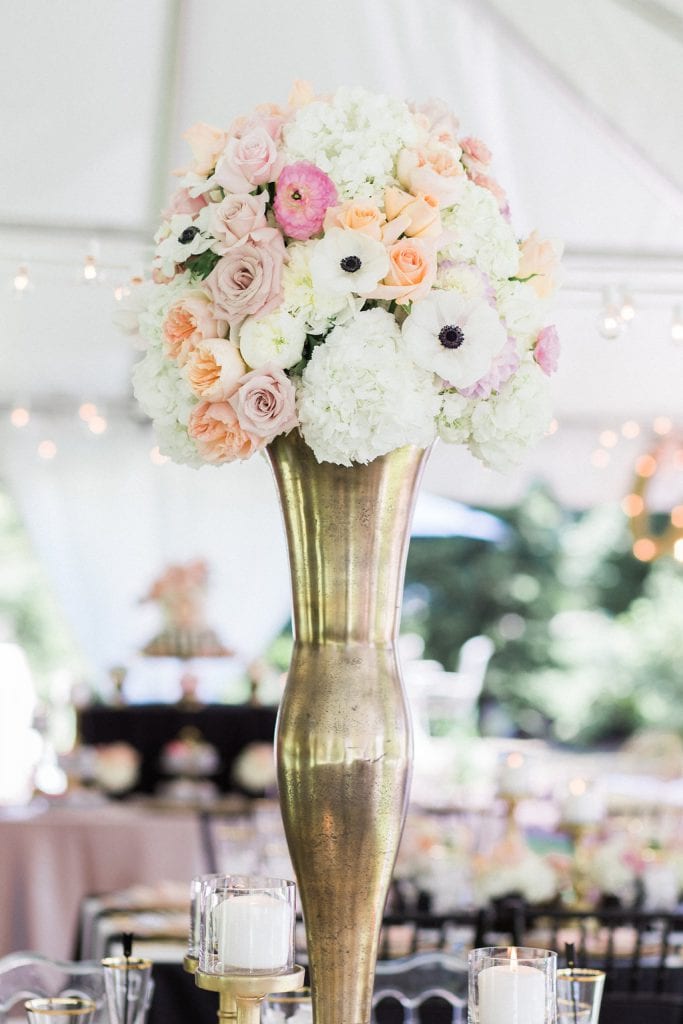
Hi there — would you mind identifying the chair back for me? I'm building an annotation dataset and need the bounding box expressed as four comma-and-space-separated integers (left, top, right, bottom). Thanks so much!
373, 951, 467, 1024
0, 953, 106, 1024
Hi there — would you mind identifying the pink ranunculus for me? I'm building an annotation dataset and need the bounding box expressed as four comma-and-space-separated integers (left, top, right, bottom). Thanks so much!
534, 325, 560, 376
182, 123, 228, 175
163, 292, 227, 366
229, 365, 298, 441
213, 118, 284, 193
459, 335, 521, 398
162, 188, 208, 220
397, 147, 465, 207
518, 230, 563, 299
204, 228, 285, 328
274, 162, 337, 241
188, 400, 262, 463
208, 192, 269, 253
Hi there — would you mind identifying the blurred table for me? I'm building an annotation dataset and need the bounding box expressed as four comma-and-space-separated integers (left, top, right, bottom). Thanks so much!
78, 704, 278, 793
0, 800, 203, 959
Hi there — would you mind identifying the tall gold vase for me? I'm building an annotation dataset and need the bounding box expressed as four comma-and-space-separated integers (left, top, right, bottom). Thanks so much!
266, 431, 430, 1024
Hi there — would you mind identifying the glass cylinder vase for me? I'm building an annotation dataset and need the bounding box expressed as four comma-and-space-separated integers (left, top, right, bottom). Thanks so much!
267, 431, 431, 1024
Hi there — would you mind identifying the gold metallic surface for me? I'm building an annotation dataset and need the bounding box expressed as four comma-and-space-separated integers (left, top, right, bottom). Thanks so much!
194, 968, 305, 1024
267, 432, 430, 1024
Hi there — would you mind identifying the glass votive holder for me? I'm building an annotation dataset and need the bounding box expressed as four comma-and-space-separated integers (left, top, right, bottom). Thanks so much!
263, 988, 312, 1024
101, 957, 154, 1024
468, 946, 557, 1024
199, 874, 296, 976
188, 873, 221, 961
25, 998, 96, 1024
556, 968, 605, 1024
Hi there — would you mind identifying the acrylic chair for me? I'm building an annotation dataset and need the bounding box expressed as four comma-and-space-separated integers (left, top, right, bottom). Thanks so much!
372, 951, 468, 1024
0, 953, 106, 1024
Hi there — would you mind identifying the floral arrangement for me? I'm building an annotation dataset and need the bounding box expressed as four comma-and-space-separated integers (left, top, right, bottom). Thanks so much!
140, 559, 232, 657
122, 82, 561, 469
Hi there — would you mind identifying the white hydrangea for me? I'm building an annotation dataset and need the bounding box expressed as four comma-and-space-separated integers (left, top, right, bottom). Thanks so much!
495, 279, 546, 348
133, 337, 201, 466
468, 359, 552, 471
238, 310, 306, 370
437, 390, 473, 445
282, 243, 361, 335
297, 308, 439, 466
283, 86, 417, 202
475, 851, 558, 906
434, 262, 493, 303
441, 181, 520, 281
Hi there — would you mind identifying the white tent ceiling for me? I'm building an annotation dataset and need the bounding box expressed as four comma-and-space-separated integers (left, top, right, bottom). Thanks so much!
0, 0, 682, 681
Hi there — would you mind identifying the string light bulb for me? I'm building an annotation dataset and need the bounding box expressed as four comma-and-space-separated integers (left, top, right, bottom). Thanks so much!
37, 440, 57, 460
10, 406, 30, 428
618, 291, 636, 323
83, 254, 97, 281
671, 307, 683, 344
13, 264, 30, 292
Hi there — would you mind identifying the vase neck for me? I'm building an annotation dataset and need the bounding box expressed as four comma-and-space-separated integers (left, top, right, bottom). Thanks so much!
267, 433, 430, 646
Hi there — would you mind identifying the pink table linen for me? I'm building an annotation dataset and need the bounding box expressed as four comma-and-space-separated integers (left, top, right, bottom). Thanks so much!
0, 801, 203, 960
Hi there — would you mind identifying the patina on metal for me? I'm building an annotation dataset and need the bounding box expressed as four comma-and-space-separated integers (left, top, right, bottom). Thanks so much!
267, 431, 430, 1024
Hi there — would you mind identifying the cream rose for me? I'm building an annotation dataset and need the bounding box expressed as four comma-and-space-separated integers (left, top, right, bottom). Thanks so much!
397, 146, 465, 207
162, 292, 227, 366
181, 123, 228, 175
229, 366, 298, 440
184, 339, 247, 401
188, 401, 261, 463
205, 228, 285, 328
517, 230, 563, 299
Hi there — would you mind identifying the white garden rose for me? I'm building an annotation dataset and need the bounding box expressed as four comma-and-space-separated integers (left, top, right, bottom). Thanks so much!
297, 308, 439, 466
468, 359, 552, 471
238, 310, 306, 370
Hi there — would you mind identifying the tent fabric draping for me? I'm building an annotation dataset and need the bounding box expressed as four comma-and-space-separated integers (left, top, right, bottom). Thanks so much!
0, 0, 681, 680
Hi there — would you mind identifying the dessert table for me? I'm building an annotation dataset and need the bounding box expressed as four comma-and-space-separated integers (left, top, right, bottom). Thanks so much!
77, 704, 278, 793
0, 800, 203, 960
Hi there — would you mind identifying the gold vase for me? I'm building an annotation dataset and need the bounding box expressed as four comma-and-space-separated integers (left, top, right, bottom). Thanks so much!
266, 431, 430, 1024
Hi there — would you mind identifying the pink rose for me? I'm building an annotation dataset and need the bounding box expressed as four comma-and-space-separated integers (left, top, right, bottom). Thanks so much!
229, 365, 298, 441
397, 147, 465, 207
163, 292, 227, 366
188, 400, 261, 463
208, 193, 269, 253
181, 123, 228, 175
534, 325, 560, 376
162, 188, 208, 220
204, 228, 285, 328
460, 136, 492, 175
518, 231, 563, 299
213, 118, 284, 193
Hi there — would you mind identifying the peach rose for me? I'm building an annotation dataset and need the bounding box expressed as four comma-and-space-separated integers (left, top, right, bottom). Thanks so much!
205, 228, 285, 328
163, 292, 227, 366
323, 201, 385, 240
364, 238, 436, 303
185, 339, 247, 401
229, 365, 298, 440
181, 123, 228, 175
188, 400, 261, 463
397, 147, 465, 207
288, 80, 316, 108
517, 230, 563, 299
382, 187, 442, 243
208, 192, 269, 253
162, 188, 208, 220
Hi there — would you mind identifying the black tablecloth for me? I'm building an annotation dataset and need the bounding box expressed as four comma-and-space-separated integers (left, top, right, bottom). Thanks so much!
78, 704, 278, 794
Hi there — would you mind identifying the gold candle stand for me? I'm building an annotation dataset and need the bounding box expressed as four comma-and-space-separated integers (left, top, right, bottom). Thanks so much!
194, 967, 305, 1024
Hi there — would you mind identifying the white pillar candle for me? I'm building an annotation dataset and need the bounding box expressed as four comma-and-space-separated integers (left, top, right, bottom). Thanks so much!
214, 891, 292, 971
478, 961, 546, 1024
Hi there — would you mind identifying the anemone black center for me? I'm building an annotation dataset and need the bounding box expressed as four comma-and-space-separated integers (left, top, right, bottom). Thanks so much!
438, 324, 465, 349
340, 255, 362, 273
178, 226, 200, 244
